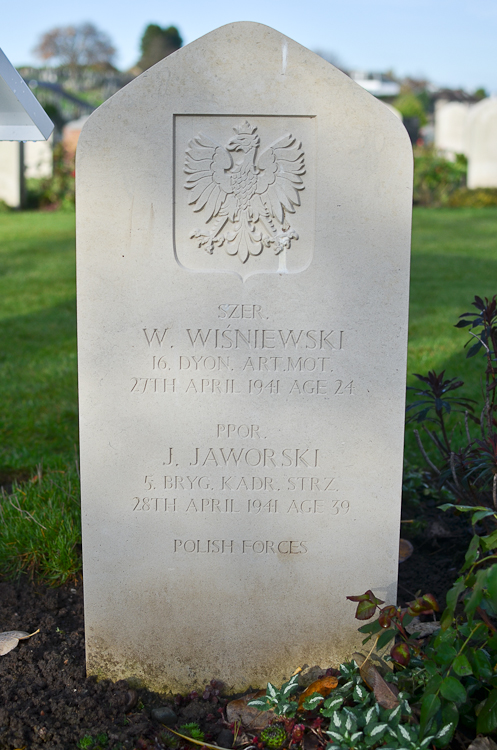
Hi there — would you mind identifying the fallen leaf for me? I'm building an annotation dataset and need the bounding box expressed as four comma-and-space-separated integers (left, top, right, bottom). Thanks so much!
353, 654, 399, 710
298, 676, 338, 708
467, 738, 497, 750
399, 538, 414, 563
226, 691, 274, 731
0, 629, 40, 656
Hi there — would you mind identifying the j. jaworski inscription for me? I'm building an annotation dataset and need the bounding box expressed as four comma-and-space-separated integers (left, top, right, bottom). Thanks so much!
184, 121, 305, 262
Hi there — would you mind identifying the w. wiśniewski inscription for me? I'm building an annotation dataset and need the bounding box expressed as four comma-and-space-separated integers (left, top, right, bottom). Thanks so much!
76, 22, 412, 693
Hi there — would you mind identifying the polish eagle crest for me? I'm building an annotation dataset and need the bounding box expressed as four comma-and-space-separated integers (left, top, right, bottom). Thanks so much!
184, 121, 305, 264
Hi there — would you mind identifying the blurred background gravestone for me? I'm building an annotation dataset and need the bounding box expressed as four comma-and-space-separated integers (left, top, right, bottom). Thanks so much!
434, 101, 470, 159
465, 97, 497, 188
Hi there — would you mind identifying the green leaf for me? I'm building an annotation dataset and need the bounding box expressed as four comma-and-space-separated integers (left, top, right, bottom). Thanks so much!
470, 650, 492, 681
445, 577, 465, 611
439, 608, 454, 631
477, 689, 497, 734
462, 535, 481, 571
464, 569, 486, 620
487, 563, 497, 604
303, 693, 325, 710
424, 674, 443, 696
376, 629, 396, 650
440, 676, 466, 704
453, 654, 472, 677
358, 620, 383, 635
420, 694, 441, 737
473, 510, 497, 525
433, 643, 457, 666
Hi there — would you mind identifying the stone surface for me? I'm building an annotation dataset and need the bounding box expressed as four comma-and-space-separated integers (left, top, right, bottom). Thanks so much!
0, 138, 52, 207
76, 22, 412, 693
434, 101, 470, 157
0, 141, 21, 206
466, 97, 497, 188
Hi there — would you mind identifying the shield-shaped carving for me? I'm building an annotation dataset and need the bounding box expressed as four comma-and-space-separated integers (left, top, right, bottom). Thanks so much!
174, 115, 316, 281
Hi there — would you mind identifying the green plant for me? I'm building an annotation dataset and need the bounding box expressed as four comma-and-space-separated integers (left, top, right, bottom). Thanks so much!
179, 723, 205, 742
0, 464, 81, 583
413, 148, 467, 207
26, 142, 75, 210
249, 661, 453, 750
248, 672, 300, 717
260, 724, 287, 748
394, 93, 428, 127
407, 295, 497, 508
77, 737, 94, 750
352, 575, 497, 741
449, 188, 497, 208
77, 734, 108, 749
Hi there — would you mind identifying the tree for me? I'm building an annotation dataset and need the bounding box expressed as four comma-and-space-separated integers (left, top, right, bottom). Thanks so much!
33, 23, 116, 68
393, 92, 428, 126
137, 24, 183, 71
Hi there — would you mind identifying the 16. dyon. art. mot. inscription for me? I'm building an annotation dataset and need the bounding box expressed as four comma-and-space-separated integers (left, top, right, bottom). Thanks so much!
174, 115, 316, 279
185, 120, 305, 263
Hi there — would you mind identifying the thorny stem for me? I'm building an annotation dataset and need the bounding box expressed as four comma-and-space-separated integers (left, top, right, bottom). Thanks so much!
494, 474, 497, 511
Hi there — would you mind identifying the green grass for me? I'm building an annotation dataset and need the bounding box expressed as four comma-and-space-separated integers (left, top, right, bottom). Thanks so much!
0, 209, 78, 472
406, 207, 497, 460
1, 206, 497, 582
0, 466, 81, 584
0, 209, 79, 583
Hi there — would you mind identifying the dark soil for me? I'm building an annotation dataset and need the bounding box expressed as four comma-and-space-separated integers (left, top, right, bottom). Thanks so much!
0, 505, 472, 750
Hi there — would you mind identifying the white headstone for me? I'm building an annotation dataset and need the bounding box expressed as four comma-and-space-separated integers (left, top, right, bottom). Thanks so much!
0, 137, 53, 207
0, 141, 21, 206
465, 97, 497, 188
77, 22, 412, 693
0, 48, 53, 141
434, 101, 470, 157
25, 136, 53, 179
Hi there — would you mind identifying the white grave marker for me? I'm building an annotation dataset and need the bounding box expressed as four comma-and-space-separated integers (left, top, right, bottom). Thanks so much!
434, 101, 470, 158
77, 22, 412, 693
466, 97, 497, 188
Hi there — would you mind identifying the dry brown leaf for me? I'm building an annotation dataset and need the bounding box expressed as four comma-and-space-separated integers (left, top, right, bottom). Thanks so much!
298, 675, 338, 708
353, 653, 399, 710
0, 629, 39, 656
399, 538, 414, 563
466, 738, 497, 750
359, 661, 399, 709
226, 690, 274, 731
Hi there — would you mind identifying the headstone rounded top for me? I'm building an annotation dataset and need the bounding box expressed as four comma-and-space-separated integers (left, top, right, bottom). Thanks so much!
79, 21, 409, 157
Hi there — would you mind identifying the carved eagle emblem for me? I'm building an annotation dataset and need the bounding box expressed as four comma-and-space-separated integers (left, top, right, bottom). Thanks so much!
184, 121, 305, 264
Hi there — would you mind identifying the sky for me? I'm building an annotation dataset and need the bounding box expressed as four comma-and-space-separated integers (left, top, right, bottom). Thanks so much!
2, 0, 497, 93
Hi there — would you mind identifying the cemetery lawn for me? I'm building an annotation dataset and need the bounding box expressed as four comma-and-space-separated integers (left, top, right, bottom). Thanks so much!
0, 209, 80, 583
0, 206, 497, 582
0, 206, 496, 749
